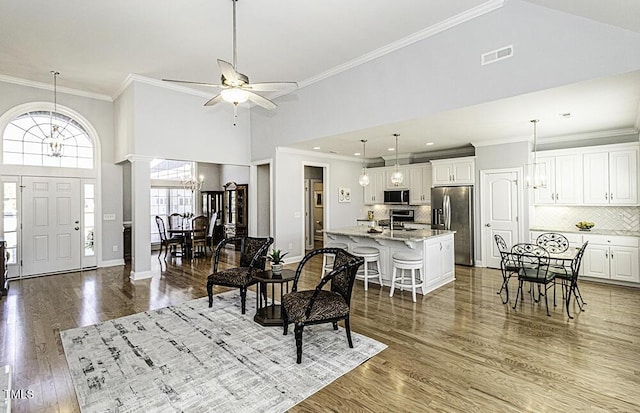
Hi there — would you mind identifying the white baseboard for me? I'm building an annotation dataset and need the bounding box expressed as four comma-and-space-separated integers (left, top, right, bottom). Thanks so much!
130, 270, 153, 281
474, 259, 483, 267
99, 259, 125, 268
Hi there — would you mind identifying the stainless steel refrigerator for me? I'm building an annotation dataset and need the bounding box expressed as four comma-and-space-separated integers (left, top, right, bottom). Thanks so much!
431, 186, 474, 266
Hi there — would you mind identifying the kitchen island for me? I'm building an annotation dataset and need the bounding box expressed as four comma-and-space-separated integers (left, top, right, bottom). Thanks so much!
324, 226, 455, 296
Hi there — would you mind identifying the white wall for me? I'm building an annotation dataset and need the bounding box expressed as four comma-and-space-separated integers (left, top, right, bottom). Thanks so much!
250, 0, 640, 159
117, 80, 252, 166
273, 149, 363, 260
197, 162, 222, 191
221, 164, 250, 186
0, 80, 123, 263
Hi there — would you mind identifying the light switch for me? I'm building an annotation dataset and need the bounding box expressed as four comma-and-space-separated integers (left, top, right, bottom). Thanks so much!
103, 213, 116, 221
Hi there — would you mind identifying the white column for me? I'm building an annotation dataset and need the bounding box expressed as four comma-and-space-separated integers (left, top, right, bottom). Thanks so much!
128, 156, 153, 280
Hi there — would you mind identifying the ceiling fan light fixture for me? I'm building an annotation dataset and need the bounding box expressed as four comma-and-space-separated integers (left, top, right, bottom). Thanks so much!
221, 87, 249, 103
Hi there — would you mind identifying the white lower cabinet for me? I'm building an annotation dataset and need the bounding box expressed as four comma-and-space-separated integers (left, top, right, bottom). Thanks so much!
582, 235, 640, 283
424, 236, 454, 286
529, 231, 640, 284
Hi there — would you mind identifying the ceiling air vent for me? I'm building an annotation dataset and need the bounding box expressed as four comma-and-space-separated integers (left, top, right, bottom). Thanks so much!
481, 45, 513, 66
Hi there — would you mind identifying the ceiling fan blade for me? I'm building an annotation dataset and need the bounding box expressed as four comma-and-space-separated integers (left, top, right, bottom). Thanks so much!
217, 59, 240, 85
204, 94, 223, 107
162, 79, 222, 88
245, 82, 298, 92
246, 91, 277, 110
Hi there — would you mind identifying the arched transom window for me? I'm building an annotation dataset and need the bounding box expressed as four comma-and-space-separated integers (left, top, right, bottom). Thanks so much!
2, 110, 93, 168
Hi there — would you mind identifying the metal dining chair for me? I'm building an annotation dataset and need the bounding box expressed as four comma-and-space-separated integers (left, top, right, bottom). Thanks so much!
548, 241, 589, 319
494, 234, 518, 304
511, 243, 555, 316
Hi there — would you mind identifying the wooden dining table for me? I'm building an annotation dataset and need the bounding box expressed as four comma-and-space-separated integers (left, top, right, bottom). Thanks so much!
167, 226, 195, 258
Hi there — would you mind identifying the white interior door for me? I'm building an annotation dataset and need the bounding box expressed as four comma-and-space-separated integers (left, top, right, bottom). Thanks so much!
482, 170, 520, 269
22, 176, 82, 276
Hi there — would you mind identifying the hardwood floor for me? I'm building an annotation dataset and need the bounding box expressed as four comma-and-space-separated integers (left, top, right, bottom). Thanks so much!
1, 251, 639, 412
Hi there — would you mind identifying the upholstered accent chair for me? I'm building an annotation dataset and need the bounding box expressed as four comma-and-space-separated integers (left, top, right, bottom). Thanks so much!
282, 248, 364, 364
155, 216, 182, 259
207, 236, 273, 314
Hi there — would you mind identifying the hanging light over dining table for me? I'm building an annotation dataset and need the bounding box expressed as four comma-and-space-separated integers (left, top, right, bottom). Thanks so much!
525, 119, 547, 189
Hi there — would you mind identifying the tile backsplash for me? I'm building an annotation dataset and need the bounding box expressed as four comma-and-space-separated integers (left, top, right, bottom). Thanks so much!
367, 204, 432, 223
533, 206, 640, 232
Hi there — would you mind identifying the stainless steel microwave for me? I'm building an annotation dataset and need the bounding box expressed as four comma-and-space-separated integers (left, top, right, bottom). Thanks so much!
383, 190, 410, 205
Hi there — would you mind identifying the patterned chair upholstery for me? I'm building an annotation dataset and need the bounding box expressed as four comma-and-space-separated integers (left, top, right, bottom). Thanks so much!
207, 236, 273, 314
282, 248, 364, 364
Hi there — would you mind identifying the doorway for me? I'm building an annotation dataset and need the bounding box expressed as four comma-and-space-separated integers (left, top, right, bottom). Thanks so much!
21, 176, 87, 276
304, 166, 324, 251
256, 163, 271, 237
480, 168, 523, 269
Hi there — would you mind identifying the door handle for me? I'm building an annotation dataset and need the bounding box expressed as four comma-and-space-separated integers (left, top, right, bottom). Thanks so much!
610, 193, 613, 200
75, 220, 80, 224
605, 193, 608, 200
74, 227, 80, 230
485, 223, 491, 227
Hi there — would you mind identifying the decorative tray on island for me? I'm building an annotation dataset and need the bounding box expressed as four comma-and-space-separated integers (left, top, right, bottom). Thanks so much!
367, 228, 382, 234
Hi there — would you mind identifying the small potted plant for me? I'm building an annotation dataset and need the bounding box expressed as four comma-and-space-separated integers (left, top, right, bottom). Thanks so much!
266, 248, 288, 275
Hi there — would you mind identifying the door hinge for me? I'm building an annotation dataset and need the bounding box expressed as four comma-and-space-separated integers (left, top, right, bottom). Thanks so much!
20, 260, 23, 266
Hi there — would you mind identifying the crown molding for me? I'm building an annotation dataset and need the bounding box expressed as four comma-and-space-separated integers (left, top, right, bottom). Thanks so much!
276, 146, 361, 163
124, 154, 156, 163
112, 74, 215, 101
293, 0, 504, 93
537, 128, 639, 145
0, 74, 112, 102
471, 137, 530, 147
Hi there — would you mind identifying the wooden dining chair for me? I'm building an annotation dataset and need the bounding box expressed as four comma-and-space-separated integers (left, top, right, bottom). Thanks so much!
511, 243, 555, 316
155, 216, 182, 259
190, 215, 208, 257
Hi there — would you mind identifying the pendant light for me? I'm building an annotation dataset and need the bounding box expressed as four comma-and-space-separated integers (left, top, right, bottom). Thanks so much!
525, 119, 547, 189
47, 71, 64, 157
390, 133, 404, 186
358, 139, 370, 187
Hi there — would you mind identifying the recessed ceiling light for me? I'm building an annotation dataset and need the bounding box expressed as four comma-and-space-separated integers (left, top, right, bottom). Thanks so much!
426, 142, 434, 146
354, 152, 361, 156
313, 146, 320, 150
559, 112, 572, 118
388, 147, 395, 151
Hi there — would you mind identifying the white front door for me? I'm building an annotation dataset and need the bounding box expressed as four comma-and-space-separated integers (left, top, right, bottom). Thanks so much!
481, 170, 521, 269
22, 176, 82, 276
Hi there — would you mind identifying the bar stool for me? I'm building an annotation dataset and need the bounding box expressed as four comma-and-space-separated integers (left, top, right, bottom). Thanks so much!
322, 243, 349, 276
390, 252, 424, 302
352, 246, 382, 291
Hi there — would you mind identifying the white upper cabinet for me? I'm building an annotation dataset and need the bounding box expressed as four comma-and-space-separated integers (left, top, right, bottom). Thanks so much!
534, 154, 582, 205
363, 169, 385, 205
408, 164, 431, 205
431, 157, 475, 186
583, 148, 638, 205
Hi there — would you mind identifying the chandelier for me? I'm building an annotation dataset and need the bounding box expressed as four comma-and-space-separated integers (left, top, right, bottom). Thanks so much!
390, 133, 403, 186
525, 119, 547, 189
183, 175, 204, 192
358, 139, 370, 187
47, 71, 64, 157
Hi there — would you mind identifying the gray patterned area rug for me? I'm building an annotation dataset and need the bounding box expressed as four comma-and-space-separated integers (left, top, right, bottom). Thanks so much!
61, 290, 386, 412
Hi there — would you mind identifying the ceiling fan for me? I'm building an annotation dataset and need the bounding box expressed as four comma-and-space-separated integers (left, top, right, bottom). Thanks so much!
163, 0, 297, 125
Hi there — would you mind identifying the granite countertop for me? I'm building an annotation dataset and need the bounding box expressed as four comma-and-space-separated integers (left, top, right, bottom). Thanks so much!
530, 227, 640, 237
325, 226, 454, 241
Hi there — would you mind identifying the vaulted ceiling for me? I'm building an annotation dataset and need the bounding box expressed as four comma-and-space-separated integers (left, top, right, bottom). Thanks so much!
1, 0, 639, 159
